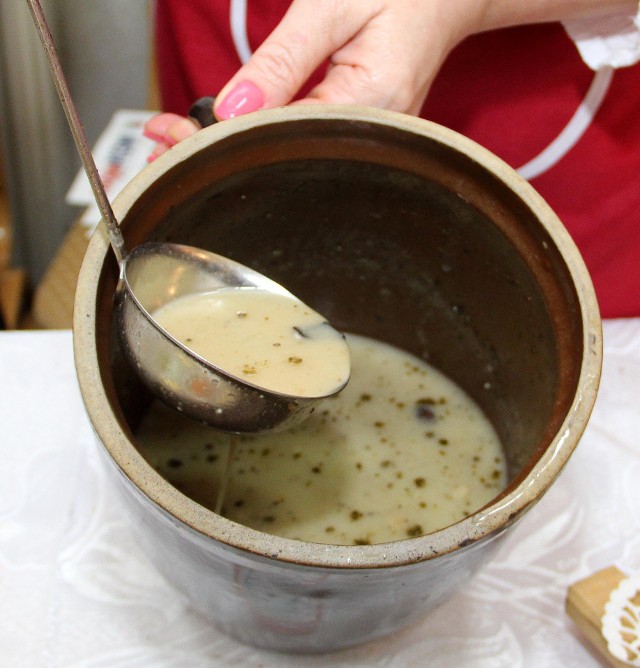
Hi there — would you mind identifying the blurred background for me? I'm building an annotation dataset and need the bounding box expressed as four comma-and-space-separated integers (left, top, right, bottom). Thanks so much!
0, 0, 153, 328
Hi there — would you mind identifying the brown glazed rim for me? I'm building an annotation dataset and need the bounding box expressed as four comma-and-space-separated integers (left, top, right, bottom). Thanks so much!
73, 105, 602, 569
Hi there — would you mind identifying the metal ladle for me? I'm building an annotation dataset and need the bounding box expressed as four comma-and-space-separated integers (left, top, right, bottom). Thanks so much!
27, 0, 349, 432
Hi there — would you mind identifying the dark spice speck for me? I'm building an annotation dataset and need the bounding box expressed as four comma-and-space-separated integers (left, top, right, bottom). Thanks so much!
415, 403, 436, 421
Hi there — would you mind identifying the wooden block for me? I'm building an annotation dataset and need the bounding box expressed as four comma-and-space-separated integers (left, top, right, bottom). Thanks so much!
566, 566, 631, 667
31, 221, 90, 329
0, 267, 27, 330
0, 176, 12, 272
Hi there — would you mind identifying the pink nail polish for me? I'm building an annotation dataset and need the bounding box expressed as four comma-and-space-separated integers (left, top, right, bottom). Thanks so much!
215, 81, 265, 120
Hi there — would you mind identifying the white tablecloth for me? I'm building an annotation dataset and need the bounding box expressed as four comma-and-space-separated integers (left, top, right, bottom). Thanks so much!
2, 321, 639, 667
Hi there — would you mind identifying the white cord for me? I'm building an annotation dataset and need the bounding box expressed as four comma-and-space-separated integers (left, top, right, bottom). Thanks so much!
230, 0, 252, 64
517, 67, 613, 180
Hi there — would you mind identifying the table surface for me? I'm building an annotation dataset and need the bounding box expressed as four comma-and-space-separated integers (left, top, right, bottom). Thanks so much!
2, 321, 639, 667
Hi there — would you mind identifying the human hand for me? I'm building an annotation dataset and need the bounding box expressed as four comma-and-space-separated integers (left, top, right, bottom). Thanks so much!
212, 0, 635, 118
214, 0, 479, 120
143, 0, 473, 157
144, 0, 635, 155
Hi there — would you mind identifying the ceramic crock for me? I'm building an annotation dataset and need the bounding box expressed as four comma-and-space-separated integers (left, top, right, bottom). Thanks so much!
73, 105, 602, 653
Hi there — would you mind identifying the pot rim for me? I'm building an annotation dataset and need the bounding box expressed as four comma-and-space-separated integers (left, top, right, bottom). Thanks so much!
73, 104, 602, 569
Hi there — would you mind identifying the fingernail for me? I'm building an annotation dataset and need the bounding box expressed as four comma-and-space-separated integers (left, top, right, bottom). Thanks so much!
215, 81, 264, 120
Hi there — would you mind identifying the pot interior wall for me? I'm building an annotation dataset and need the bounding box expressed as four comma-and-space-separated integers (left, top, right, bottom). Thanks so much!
96, 118, 584, 485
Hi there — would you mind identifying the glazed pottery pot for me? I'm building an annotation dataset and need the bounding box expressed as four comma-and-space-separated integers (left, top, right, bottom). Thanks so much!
73, 106, 602, 653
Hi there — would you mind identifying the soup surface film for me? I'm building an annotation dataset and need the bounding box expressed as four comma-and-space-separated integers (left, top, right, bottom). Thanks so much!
136, 334, 506, 544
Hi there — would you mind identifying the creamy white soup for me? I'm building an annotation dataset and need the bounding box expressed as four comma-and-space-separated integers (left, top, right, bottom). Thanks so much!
152, 287, 350, 397
136, 334, 507, 545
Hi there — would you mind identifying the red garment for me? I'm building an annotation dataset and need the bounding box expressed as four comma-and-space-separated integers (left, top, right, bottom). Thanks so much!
155, 0, 640, 317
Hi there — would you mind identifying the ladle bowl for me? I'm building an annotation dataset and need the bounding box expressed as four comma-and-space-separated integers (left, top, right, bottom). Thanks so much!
118, 242, 325, 431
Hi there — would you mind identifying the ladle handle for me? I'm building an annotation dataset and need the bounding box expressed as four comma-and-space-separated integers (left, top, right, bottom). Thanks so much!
188, 97, 218, 129
25, 0, 127, 269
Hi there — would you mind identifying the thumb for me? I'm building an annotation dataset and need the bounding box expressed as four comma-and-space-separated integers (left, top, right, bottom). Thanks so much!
214, 1, 379, 120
